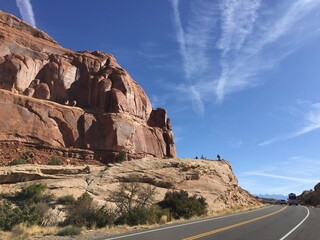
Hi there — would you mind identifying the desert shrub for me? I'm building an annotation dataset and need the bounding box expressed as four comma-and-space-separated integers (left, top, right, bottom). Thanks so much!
14, 183, 52, 204
115, 207, 149, 226
90, 206, 116, 228
8, 158, 27, 166
48, 157, 63, 165
158, 190, 207, 219
0, 202, 40, 231
0, 184, 52, 230
148, 206, 171, 224
109, 177, 158, 225
117, 205, 172, 226
64, 192, 115, 228
57, 195, 76, 205
57, 226, 81, 236
115, 151, 127, 162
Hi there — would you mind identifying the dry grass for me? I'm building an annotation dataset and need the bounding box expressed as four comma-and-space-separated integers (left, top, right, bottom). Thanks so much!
9, 224, 58, 239
0, 231, 10, 240
208, 203, 267, 217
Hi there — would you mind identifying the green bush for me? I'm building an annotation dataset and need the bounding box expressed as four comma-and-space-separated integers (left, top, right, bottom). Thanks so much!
0, 201, 40, 231
115, 151, 127, 162
64, 192, 115, 228
48, 157, 63, 165
8, 158, 27, 166
57, 226, 81, 236
14, 183, 52, 204
116, 207, 150, 226
116, 206, 171, 226
0, 184, 52, 230
57, 195, 76, 205
158, 190, 207, 219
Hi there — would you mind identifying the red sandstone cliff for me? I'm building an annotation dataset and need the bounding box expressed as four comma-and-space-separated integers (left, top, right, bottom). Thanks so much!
0, 10, 176, 162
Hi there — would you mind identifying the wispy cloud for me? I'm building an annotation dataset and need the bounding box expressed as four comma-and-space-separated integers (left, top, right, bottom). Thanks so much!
169, 0, 217, 115
16, 0, 36, 27
215, 0, 320, 102
216, 0, 261, 102
218, 0, 261, 56
290, 103, 320, 137
259, 102, 320, 146
240, 156, 320, 194
245, 172, 318, 183
169, 0, 320, 111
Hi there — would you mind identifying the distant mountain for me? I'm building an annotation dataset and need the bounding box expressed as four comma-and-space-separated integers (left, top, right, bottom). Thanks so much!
255, 194, 287, 200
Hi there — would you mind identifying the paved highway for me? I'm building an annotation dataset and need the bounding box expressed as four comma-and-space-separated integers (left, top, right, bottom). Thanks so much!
104, 205, 320, 240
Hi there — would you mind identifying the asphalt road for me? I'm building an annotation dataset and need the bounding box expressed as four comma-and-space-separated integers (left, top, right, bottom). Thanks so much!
104, 205, 320, 240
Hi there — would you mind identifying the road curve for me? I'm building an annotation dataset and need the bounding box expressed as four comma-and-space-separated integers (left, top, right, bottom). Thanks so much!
104, 205, 319, 240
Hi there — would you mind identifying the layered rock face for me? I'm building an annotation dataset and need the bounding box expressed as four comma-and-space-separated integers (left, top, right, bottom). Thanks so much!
0, 10, 176, 160
0, 158, 259, 212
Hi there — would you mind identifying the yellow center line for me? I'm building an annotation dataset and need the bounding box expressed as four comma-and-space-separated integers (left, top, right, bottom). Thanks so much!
183, 206, 288, 240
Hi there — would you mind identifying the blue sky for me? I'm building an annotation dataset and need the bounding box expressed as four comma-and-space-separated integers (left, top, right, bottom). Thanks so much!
1, 0, 320, 196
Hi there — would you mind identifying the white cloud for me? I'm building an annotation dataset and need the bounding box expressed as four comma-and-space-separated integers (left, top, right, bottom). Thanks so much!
290, 103, 320, 137
260, 102, 320, 146
245, 172, 318, 184
16, 0, 36, 27
218, 0, 261, 56
169, 0, 217, 115
215, 0, 320, 102
240, 156, 320, 194
168, 0, 320, 112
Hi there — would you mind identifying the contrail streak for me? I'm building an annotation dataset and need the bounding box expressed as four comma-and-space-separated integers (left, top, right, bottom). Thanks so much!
16, 0, 36, 27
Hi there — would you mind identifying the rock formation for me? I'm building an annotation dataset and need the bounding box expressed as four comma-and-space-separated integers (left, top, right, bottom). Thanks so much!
298, 182, 320, 207
0, 10, 176, 161
0, 158, 259, 212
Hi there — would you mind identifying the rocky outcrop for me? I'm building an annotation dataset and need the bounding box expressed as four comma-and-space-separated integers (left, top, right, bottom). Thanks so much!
0, 158, 259, 212
299, 182, 320, 207
0, 10, 176, 160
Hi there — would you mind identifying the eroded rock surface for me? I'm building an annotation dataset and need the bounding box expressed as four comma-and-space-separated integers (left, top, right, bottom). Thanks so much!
299, 182, 320, 207
0, 10, 176, 160
0, 158, 258, 212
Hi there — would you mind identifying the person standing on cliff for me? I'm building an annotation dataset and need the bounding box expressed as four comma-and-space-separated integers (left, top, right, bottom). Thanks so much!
217, 154, 221, 160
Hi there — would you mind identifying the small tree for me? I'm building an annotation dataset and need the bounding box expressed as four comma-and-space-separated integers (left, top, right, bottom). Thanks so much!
109, 176, 157, 225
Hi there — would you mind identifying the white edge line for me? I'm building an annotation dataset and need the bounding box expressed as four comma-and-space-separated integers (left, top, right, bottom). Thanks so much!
104, 205, 274, 240
279, 206, 310, 240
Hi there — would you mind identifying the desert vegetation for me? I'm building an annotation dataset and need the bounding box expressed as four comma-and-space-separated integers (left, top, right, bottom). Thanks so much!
0, 177, 208, 238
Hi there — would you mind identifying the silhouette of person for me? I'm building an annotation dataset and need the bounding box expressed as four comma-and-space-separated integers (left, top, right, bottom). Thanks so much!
217, 154, 221, 160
